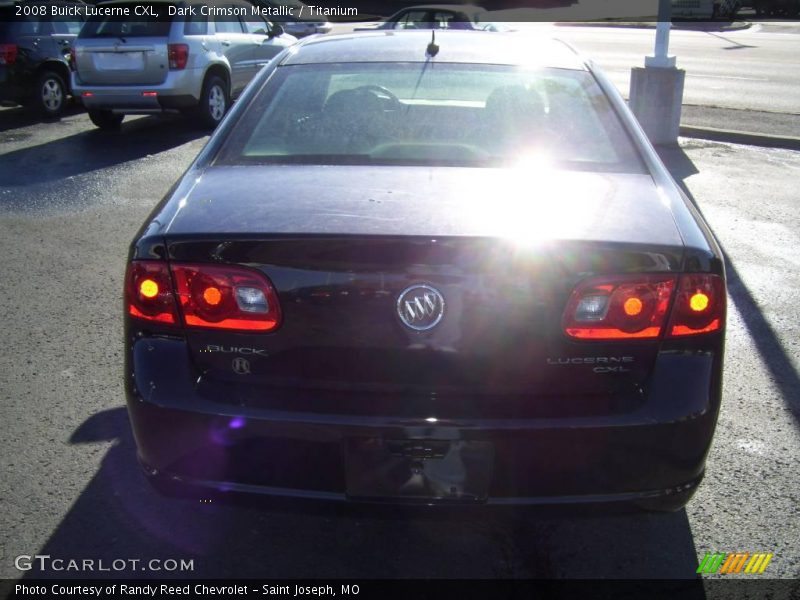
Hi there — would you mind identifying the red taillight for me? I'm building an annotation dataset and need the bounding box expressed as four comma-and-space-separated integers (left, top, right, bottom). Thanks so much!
0, 43, 18, 66
168, 43, 188, 70
170, 264, 281, 332
125, 262, 178, 324
667, 274, 725, 337
563, 273, 725, 341
68, 47, 76, 70
563, 275, 677, 340
126, 261, 282, 332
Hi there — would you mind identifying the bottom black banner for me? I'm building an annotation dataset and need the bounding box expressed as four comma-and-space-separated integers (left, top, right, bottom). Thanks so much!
3, 579, 800, 600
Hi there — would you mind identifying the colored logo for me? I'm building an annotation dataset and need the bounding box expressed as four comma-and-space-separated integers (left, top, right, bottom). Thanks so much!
697, 552, 774, 574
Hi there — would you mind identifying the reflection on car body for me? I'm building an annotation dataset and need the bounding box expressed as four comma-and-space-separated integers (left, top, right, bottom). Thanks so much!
124, 31, 726, 511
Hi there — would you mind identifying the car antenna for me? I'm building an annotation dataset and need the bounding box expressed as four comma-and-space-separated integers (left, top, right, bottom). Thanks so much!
426, 29, 439, 57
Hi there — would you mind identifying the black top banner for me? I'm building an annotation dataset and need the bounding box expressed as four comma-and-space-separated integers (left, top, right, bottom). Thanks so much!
2, 0, 742, 23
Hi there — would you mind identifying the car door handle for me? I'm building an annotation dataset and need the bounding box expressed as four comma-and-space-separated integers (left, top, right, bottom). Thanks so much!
221, 40, 231, 46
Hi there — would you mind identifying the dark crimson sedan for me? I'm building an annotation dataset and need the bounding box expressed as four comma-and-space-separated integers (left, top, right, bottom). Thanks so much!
125, 31, 726, 510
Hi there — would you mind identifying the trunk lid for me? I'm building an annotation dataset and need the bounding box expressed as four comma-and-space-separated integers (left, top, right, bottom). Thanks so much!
163, 166, 684, 414
164, 165, 682, 244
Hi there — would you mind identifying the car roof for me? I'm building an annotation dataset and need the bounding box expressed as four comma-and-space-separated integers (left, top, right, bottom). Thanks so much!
281, 31, 586, 70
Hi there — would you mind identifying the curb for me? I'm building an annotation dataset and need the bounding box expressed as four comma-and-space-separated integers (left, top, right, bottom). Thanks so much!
556, 21, 752, 32
679, 125, 800, 150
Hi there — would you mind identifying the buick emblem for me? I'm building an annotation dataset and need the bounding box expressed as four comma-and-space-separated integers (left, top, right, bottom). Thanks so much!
397, 284, 445, 331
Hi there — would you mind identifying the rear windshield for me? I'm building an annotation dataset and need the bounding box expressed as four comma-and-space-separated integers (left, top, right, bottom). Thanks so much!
0, 8, 83, 37
217, 63, 645, 173
79, 4, 173, 38
0, 8, 17, 37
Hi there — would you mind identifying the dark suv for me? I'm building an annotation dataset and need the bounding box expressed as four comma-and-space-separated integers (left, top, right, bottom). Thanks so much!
0, 1, 86, 117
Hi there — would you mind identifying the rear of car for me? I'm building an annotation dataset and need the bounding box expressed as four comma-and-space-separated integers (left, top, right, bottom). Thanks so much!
0, 1, 84, 117
71, 0, 295, 129
124, 32, 726, 509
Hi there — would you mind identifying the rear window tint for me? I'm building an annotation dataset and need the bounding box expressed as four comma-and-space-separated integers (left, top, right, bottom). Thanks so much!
0, 9, 13, 37
218, 63, 646, 173
0, 6, 83, 37
52, 15, 83, 35
0, 11, 46, 37
80, 4, 173, 38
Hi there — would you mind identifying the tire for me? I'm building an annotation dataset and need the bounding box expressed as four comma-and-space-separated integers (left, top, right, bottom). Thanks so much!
34, 70, 66, 118
88, 109, 124, 131
197, 74, 229, 129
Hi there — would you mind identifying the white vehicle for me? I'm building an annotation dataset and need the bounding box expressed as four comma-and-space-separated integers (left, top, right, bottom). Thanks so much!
72, 0, 297, 130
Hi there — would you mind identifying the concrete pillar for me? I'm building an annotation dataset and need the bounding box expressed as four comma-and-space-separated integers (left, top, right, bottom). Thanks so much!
629, 66, 685, 146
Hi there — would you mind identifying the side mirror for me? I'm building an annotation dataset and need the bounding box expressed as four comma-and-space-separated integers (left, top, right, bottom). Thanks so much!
269, 24, 284, 38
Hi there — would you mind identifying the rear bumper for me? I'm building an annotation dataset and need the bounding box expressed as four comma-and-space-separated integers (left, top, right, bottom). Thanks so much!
126, 337, 722, 508
71, 68, 202, 113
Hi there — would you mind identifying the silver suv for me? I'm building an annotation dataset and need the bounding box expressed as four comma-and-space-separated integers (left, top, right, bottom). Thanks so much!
71, 0, 296, 130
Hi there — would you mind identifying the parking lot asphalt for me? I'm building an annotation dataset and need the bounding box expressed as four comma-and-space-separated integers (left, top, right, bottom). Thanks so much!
0, 107, 799, 582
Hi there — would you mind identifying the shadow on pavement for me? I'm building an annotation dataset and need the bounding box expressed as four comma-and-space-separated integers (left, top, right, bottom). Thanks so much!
704, 31, 757, 50
659, 144, 800, 420
0, 103, 85, 134
22, 407, 704, 583
0, 115, 207, 187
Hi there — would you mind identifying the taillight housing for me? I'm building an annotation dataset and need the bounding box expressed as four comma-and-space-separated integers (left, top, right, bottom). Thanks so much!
125, 261, 178, 324
68, 47, 77, 71
126, 261, 281, 332
0, 43, 18, 66
563, 275, 676, 340
170, 264, 281, 332
168, 43, 188, 70
563, 273, 725, 341
667, 274, 725, 337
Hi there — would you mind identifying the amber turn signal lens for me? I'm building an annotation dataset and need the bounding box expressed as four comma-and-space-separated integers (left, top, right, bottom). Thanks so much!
689, 292, 710, 312
139, 279, 159, 299
126, 262, 177, 325
203, 286, 222, 306
623, 297, 643, 316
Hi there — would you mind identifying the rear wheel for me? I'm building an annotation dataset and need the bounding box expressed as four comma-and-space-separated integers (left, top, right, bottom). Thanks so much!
197, 75, 229, 129
88, 109, 124, 131
34, 70, 66, 118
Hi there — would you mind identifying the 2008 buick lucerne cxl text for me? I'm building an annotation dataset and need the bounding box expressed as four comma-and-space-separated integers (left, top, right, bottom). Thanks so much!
124, 31, 726, 510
